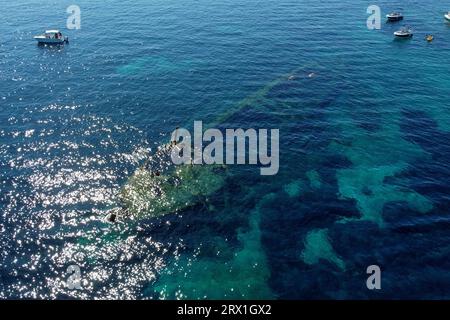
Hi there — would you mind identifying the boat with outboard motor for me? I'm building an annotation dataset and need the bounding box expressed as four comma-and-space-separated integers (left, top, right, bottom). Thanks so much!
34, 30, 68, 45
394, 26, 413, 38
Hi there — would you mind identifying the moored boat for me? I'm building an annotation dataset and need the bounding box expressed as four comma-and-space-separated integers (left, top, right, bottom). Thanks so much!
33, 30, 68, 45
387, 12, 404, 22
394, 26, 413, 38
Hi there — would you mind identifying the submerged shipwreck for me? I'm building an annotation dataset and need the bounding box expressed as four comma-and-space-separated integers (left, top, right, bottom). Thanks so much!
117, 159, 227, 220
108, 65, 313, 222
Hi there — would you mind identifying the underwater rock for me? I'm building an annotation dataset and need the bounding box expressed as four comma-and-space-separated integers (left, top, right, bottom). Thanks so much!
329, 119, 433, 226
335, 164, 433, 226
152, 193, 275, 299
306, 170, 322, 189
301, 228, 346, 271
283, 179, 304, 197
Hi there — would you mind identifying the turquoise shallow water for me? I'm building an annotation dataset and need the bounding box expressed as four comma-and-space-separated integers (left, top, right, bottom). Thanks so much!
1, 0, 450, 299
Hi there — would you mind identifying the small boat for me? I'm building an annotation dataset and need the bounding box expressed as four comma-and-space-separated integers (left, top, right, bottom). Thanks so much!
394, 26, 413, 38
445, 12, 450, 21
426, 35, 434, 42
386, 12, 404, 22
33, 30, 68, 45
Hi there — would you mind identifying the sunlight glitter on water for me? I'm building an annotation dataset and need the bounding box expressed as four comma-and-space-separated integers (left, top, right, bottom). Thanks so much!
0, 102, 176, 299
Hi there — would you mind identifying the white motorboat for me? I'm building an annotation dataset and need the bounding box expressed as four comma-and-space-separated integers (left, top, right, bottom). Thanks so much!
34, 30, 68, 45
394, 26, 413, 38
445, 12, 450, 21
386, 12, 404, 22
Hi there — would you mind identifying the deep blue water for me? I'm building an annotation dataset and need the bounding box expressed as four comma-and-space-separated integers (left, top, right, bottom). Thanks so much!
1, 0, 450, 299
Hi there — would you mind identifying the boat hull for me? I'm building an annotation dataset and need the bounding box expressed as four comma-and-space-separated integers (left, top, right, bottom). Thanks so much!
34, 37, 67, 45
394, 33, 413, 38
387, 16, 403, 22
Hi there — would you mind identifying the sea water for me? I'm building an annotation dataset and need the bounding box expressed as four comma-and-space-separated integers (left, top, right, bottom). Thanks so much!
1, 0, 450, 299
